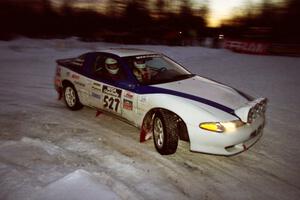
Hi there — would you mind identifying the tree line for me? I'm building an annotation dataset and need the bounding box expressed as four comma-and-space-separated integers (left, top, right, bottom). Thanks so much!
0, 0, 207, 45
221, 0, 300, 43
1, 0, 299, 44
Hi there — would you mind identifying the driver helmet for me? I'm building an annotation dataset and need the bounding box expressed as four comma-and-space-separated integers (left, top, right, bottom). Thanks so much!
134, 60, 146, 69
105, 58, 119, 75
133, 60, 149, 82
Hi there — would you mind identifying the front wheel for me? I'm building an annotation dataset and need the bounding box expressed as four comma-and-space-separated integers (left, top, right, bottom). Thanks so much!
63, 84, 83, 110
153, 111, 179, 155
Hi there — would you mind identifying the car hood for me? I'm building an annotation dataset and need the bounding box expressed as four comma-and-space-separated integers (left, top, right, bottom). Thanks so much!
153, 76, 249, 110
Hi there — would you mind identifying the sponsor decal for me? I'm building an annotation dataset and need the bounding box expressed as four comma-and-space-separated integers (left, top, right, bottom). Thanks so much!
74, 81, 85, 87
66, 72, 70, 77
93, 82, 101, 87
123, 99, 133, 110
135, 54, 160, 59
124, 92, 134, 99
224, 40, 269, 54
102, 85, 122, 98
92, 82, 102, 92
91, 92, 101, 99
139, 96, 147, 103
92, 86, 102, 92
71, 74, 80, 80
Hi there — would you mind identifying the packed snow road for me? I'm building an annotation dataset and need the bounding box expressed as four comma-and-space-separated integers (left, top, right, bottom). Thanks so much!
0, 38, 299, 200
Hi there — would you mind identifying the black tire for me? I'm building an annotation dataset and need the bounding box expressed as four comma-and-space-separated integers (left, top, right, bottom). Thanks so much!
63, 84, 83, 111
153, 110, 179, 155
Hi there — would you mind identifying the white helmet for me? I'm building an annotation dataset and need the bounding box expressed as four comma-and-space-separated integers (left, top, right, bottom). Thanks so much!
133, 60, 151, 82
134, 60, 146, 69
105, 58, 119, 75
133, 69, 143, 81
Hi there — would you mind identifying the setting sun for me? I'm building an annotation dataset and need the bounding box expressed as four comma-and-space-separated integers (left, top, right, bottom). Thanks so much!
203, 0, 264, 27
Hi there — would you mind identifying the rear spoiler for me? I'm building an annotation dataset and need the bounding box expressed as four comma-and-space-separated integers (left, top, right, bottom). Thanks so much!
56, 58, 84, 67
235, 98, 267, 123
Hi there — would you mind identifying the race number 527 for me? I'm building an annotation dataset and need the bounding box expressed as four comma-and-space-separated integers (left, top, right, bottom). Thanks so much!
103, 95, 120, 112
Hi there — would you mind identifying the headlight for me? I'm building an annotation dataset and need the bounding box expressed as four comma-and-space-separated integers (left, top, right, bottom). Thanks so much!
199, 122, 225, 133
199, 120, 245, 133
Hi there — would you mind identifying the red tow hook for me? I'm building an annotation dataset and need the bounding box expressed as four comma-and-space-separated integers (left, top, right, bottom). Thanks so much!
140, 127, 147, 143
96, 110, 102, 117
140, 124, 152, 143
57, 88, 63, 100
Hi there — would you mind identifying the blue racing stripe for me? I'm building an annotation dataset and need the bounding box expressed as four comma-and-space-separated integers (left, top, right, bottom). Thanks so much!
135, 85, 238, 118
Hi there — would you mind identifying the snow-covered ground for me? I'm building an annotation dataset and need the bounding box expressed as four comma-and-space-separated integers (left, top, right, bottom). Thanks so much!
0, 38, 299, 200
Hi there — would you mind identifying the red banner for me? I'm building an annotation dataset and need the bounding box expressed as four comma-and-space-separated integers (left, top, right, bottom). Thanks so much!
224, 40, 270, 55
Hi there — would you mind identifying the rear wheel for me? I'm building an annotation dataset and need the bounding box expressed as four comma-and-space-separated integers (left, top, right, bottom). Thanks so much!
63, 84, 83, 110
153, 111, 179, 155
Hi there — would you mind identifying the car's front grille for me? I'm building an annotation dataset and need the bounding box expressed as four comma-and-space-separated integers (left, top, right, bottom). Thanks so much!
225, 125, 264, 152
248, 99, 267, 123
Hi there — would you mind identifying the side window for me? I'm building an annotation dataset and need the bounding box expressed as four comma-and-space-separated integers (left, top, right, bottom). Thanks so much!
93, 55, 106, 74
92, 55, 126, 81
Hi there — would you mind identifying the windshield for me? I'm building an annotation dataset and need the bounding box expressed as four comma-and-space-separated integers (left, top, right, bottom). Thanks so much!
124, 54, 194, 85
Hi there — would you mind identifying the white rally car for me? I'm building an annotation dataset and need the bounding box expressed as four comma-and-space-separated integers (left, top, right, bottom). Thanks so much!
54, 49, 267, 155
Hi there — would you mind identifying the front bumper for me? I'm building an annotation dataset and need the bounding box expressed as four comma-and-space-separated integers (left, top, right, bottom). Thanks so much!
188, 116, 265, 155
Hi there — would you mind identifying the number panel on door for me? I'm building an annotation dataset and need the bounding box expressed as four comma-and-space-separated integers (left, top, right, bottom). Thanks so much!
102, 85, 122, 114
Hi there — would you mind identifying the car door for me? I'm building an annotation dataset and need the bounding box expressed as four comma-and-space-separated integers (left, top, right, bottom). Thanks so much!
88, 53, 138, 123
